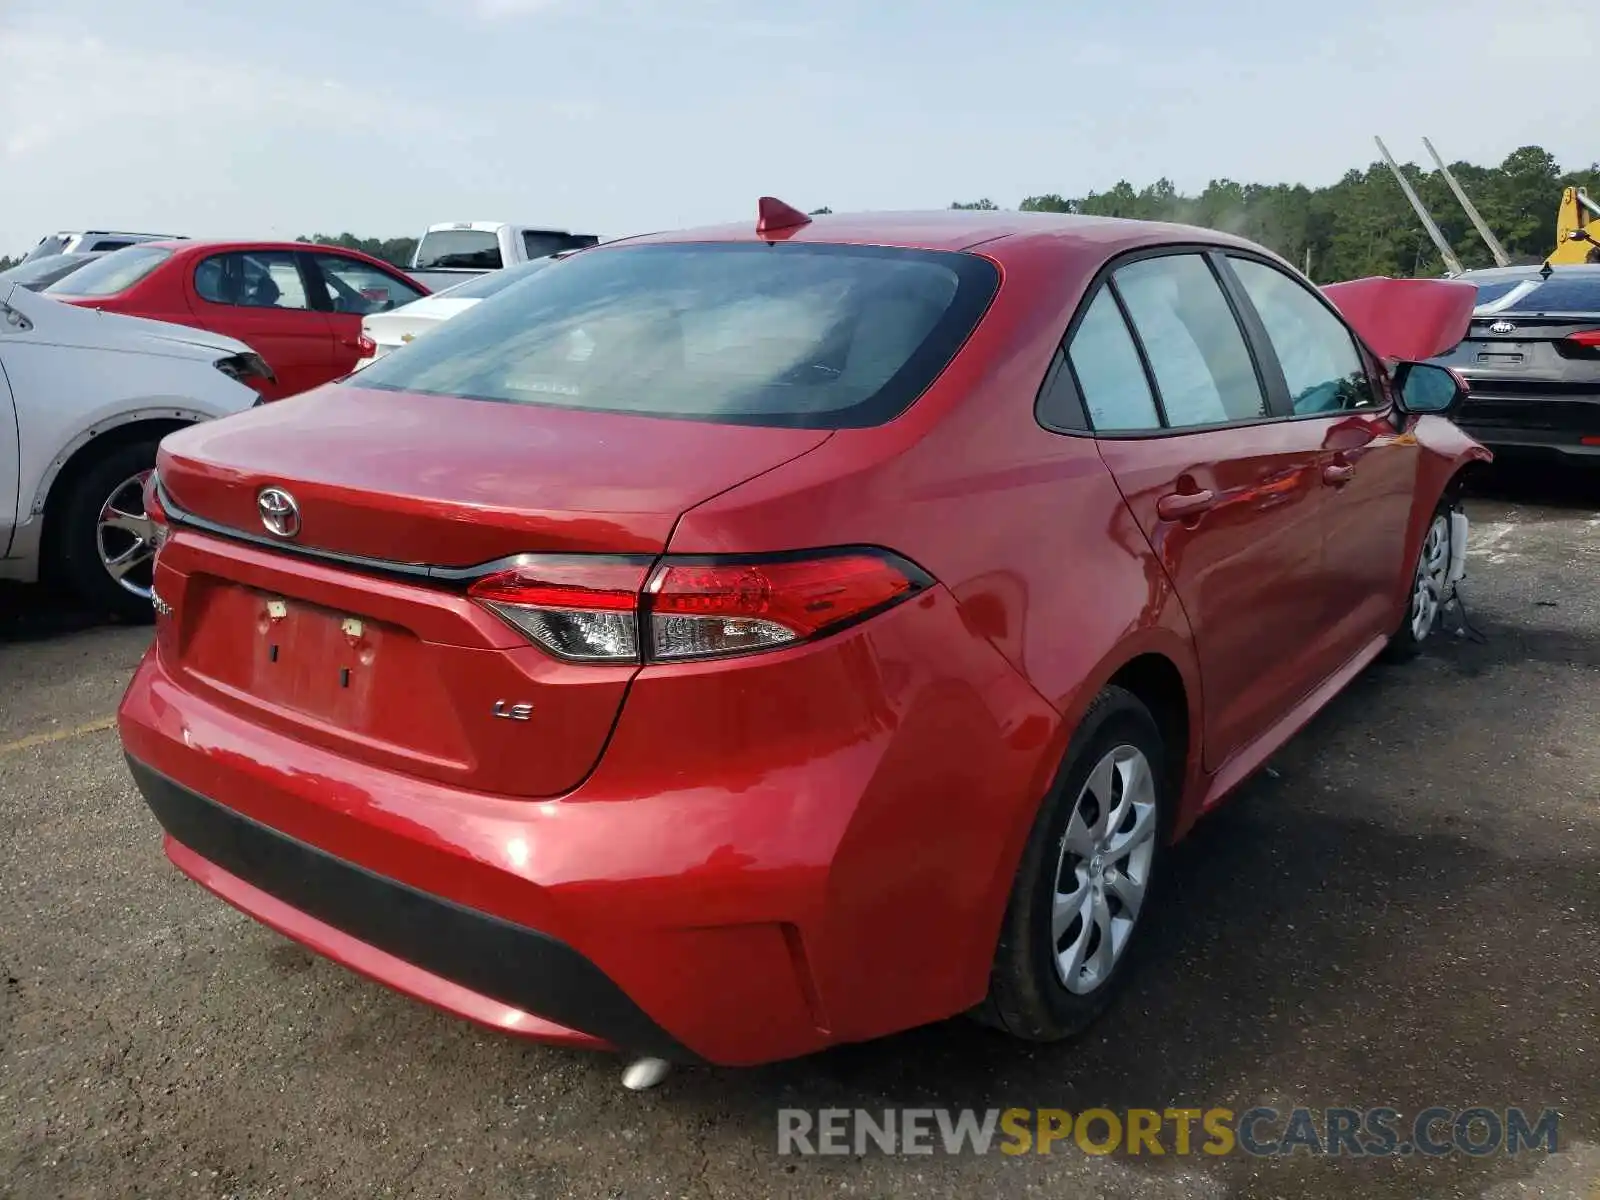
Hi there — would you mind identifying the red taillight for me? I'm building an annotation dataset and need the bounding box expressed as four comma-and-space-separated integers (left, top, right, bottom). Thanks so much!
467, 550, 929, 664
1566, 329, 1600, 347
357, 333, 377, 357
645, 553, 923, 660
468, 557, 651, 662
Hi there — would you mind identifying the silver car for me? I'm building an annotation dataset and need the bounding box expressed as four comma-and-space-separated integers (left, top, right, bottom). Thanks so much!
0, 284, 267, 619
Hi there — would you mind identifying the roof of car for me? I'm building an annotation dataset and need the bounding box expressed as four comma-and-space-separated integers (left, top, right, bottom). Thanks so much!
620, 209, 1264, 255
138, 239, 400, 261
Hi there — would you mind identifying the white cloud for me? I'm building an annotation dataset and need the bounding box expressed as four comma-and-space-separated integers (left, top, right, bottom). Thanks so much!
0, 27, 456, 164
474, 0, 563, 17
460, 0, 827, 39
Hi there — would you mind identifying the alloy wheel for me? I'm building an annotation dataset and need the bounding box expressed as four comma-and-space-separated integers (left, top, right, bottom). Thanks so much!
96, 469, 157, 600
1050, 744, 1158, 995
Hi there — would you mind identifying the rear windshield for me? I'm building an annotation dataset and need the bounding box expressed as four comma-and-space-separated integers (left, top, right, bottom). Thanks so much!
1493, 274, 1600, 313
1469, 279, 1531, 309
0, 254, 96, 289
353, 243, 999, 428
413, 230, 503, 271
44, 245, 172, 297
22, 235, 71, 263
439, 257, 553, 300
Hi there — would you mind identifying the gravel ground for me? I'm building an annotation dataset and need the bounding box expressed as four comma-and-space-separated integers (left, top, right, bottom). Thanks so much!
2, 466, 1597, 1200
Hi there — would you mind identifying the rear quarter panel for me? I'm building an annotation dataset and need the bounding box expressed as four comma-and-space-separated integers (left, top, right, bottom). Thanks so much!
79, 253, 198, 326
671, 231, 1203, 748
668, 234, 1205, 1008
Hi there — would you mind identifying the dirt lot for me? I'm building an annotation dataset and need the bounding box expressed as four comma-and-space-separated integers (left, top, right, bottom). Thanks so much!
2, 468, 1598, 1200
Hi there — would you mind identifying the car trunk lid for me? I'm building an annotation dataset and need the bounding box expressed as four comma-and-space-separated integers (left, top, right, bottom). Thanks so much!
1435, 314, 1600, 383
152, 385, 830, 797
1434, 314, 1600, 436
156, 384, 831, 565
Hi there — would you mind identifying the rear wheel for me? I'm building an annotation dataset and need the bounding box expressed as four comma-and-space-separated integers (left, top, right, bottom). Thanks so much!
976, 686, 1170, 1041
49, 439, 162, 623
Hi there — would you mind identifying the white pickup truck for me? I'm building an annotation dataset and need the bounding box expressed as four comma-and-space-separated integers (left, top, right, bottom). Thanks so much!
407, 221, 599, 291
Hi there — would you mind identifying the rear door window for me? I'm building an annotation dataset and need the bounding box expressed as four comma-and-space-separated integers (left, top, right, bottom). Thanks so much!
194, 252, 312, 309
352, 242, 999, 428
1229, 257, 1376, 414
1113, 254, 1266, 427
1066, 290, 1161, 431
308, 254, 424, 313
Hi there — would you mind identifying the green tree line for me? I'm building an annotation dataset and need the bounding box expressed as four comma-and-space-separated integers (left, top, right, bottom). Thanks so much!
950, 145, 1598, 281
5, 147, 1594, 280
294, 233, 419, 268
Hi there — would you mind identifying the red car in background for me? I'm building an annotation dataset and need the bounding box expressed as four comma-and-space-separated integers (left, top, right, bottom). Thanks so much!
119, 202, 1488, 1075
45, 240, 428, 400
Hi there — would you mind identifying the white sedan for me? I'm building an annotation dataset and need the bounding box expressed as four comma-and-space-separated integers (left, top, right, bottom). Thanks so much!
0, 284, 264, 620
356, 257, 554, 367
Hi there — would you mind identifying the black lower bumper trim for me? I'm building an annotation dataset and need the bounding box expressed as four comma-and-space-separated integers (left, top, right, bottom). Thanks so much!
127, 756, 700, 1062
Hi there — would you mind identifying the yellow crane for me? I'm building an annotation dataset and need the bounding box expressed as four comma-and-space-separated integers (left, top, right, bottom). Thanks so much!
1551, 186, 1600, 264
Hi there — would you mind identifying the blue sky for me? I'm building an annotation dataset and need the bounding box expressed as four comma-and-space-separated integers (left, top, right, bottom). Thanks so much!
2, 0, 1594, 256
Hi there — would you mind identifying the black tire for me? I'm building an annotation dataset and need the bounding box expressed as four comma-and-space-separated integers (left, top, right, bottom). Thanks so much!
975, 685, 1171, 1041
48, 438, 162, 624
1383, 498, 1455, 663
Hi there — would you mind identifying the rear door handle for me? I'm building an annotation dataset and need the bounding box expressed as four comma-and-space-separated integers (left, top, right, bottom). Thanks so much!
1156, 489, 1216, 521
1322, 463, 1356, 486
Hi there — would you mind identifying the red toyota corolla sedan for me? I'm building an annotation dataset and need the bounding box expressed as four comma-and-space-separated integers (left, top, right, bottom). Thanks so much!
118, 203, 1489, 1072
45, 240, 428, 400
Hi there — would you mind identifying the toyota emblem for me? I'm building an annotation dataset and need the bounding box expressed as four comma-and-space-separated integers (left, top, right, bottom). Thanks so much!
1489, 320, 1517, 334
257, 487, 301, 538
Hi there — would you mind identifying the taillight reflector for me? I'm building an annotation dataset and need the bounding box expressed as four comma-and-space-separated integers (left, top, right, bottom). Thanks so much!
1566, 329, 1600, 347
468, 550, 929, 664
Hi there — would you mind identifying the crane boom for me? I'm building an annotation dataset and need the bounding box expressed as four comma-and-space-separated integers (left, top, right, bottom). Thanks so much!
1423, 137, 1510, 267
1375, 136, 1466, 277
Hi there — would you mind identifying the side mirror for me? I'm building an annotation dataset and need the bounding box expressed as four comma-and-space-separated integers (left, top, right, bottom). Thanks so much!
1393, 361, 1467, 418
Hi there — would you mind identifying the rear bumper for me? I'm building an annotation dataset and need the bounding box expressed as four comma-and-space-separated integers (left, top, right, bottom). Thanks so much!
1454, 424, 1600, 460
129, 756, 697, 1060
1456, 388, 1600, 460
117, 585, 1057, 1066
